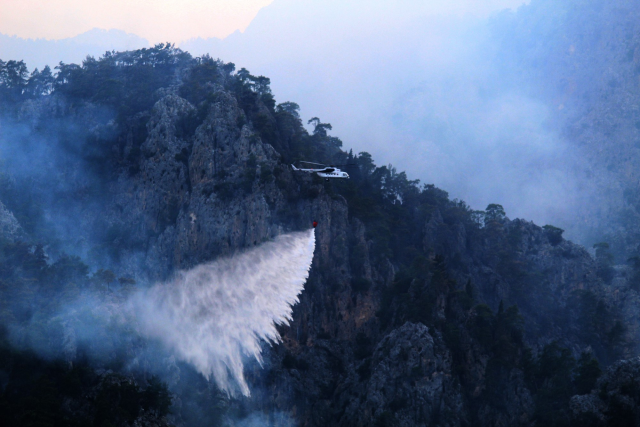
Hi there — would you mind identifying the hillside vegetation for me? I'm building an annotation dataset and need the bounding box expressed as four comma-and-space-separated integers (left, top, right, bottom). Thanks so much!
0, 42, 639, 426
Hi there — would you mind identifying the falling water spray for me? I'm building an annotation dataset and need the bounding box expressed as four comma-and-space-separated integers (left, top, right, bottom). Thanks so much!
130, 229, 316, 396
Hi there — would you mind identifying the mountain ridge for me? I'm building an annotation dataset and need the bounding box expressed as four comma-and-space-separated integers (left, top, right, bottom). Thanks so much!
0, 28, 150, 70
1, 43, 639, 426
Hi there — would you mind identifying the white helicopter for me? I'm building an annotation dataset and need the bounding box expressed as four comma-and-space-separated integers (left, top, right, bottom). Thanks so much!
291, 161, 350, 179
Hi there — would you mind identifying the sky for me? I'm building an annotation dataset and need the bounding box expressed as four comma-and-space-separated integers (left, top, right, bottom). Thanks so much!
0, 0, 273, 43
0, 0, 526, 43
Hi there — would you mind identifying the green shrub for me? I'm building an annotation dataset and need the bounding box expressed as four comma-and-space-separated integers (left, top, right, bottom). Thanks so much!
543, 225, 565, 246
574, 352, 602, 395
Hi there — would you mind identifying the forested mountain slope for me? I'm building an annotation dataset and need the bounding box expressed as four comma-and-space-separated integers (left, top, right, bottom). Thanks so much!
0, 43, 639, 426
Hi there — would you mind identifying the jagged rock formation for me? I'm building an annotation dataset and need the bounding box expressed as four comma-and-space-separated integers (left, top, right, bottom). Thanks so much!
571, 356, 640, 426
111, 89, 286, 278
337, 322, 465, 427
88, 64, 630, 425
1, 36, 639, 426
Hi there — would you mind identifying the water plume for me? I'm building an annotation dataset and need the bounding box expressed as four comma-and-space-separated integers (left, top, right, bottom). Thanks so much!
130, 229, 316, 396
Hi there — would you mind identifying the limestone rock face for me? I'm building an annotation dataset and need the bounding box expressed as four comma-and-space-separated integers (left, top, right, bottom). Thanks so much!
110, 90, 288, 278
571, 357, 640, 425
94, 86, 630, 426
339, 322, 466, 427
422, 209, 608, 348
5, 51, 640, 426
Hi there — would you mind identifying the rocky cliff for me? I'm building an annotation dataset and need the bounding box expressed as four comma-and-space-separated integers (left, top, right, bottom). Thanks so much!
1, 42, 640, 427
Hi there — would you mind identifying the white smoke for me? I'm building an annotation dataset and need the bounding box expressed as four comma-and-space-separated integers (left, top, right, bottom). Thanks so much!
130, 229, 315, 396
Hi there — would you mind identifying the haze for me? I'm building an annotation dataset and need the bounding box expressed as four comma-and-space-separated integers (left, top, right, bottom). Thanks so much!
0, 0, 273, 43
9, 0, 595, 238
186, 0, 586, 233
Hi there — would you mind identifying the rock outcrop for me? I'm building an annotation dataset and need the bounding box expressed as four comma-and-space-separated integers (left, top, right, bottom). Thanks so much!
338, 322, 465, 427
1, 44, 638, 426
571, 357, 640, 426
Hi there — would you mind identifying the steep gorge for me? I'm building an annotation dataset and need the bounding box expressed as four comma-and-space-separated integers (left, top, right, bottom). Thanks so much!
0, 39, 640, 427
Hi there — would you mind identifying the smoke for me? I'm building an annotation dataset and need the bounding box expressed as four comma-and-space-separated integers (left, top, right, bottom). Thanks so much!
0, 106, 119, 261
2, 227, 314, 400
180, 0, 603, 240
2, 0, 606, 245
0, 29, 150, 71
130, 229, 315, 396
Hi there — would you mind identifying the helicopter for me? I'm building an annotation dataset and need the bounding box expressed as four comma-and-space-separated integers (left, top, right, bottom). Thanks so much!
291, 162, 350, 179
